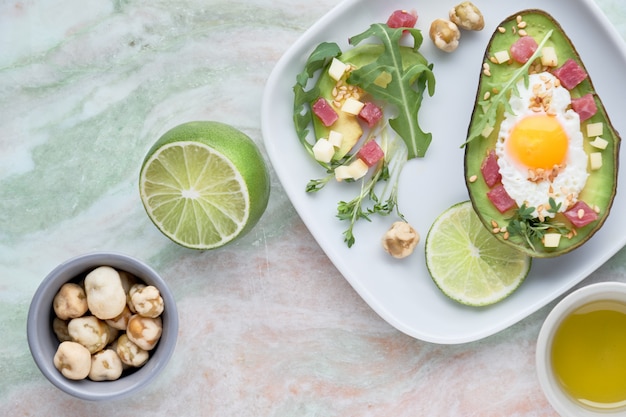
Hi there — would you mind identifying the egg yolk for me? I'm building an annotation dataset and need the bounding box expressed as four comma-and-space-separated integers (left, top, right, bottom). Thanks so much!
507, 114, 568, 170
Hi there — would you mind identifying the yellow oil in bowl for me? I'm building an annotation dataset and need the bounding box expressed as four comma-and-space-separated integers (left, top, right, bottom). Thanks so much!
551, 300, 626, 410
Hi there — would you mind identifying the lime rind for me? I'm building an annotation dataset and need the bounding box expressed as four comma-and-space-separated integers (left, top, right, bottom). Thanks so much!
425, 201, 531, 307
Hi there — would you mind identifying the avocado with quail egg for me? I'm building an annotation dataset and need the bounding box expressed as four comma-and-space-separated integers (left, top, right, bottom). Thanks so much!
463, 9, 620, 258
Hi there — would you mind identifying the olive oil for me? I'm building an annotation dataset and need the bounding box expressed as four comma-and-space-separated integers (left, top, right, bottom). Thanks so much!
551, 300, 626, 410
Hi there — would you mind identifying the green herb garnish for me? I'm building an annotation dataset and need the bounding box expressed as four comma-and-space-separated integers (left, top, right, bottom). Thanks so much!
462, 29, 554, 147
506, 197, 569, 251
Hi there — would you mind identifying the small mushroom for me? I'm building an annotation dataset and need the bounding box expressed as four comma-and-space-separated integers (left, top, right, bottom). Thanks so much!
53, 341, 91, 380
429, 18, 461, 53
67, 315, 110, 354
127, 283, 146, 313
382, 221, 420, 259
52, 317, 72, 342
88, 349, 123, 381
84, 266, 127, 320
131, 285, 164, 318
126, 314, 162, 351
116, 334, 149, 367
449, 1, 484, 31
53, 283, 88, 320
106, 305, 132, 330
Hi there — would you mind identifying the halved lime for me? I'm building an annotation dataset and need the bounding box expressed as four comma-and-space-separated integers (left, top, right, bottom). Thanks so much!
425, 201, 531, 306
139, 121, 270, 250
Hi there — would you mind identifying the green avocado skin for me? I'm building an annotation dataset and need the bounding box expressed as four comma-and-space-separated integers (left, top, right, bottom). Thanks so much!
464, 9, 621, 258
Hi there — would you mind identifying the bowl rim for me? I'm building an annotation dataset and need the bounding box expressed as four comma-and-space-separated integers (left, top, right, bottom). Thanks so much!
27, 251, 179, 401
536, 281, 626, 416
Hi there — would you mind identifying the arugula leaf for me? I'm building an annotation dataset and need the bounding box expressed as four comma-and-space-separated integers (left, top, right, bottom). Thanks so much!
293, 42, 342, 159
348, 24, 435, 159
462, 29, 554, 147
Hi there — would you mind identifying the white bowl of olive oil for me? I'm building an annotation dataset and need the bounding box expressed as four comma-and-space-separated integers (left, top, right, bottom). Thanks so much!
537, 282, 626, 416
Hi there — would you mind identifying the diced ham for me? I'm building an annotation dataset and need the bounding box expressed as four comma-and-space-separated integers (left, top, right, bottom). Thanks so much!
571, 93, 597, 122
358, 102, 383, 128
480, 150, 502, 188
552, 58, 588, 90
564, 201, 598, 228
357, 140, 384, 167
487, 184, 516, 213
312, 98, 338, 127
510, 36, 538, 64
387, 9, 417, 29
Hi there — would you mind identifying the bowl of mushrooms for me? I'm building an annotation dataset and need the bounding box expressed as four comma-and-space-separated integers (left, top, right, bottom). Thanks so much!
27, 252, 178, 401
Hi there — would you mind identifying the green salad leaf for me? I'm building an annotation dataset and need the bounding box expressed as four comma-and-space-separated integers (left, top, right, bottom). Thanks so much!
463, 29, 554, 146
348, 24, 435, 159
292, 22, 435, 247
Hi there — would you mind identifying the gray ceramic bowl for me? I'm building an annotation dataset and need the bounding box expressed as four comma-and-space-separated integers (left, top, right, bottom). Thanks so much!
27, 252, 178, 401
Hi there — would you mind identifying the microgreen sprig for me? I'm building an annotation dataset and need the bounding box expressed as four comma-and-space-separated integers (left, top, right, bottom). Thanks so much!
506, 197, 569, 251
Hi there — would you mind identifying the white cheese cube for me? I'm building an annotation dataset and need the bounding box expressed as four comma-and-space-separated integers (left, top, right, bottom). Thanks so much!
589, 137, 609, 150
347, 159, 369, 180
493, 50, 510, 64
543, 233, 561, 248
589, 152, 603, 170
328, 58, 348, 81
334, 165, 352, 181
341, 98, 365, 115
328, 130, 344, 148
481, 124, 494, 138
541, 46, 558, 67
586, 122, 604, 138
312, 138, 335, 163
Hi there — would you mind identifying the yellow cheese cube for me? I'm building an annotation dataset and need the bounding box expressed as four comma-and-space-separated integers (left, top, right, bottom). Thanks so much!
328, 130, 343, 148
494, 50, 510, 64
347, 159, 369, 180
589, 137, 609, 150
328, 58, 348, 81
589, 152, 603, 170
341, 98, 365, 115
312, 138, 335, 163
541, 46, 558, 67
586, 122, 604, 138
543, 233, 561, 248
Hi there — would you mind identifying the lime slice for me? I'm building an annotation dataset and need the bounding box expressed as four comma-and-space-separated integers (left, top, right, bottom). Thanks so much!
139, 121, 270, 249
425, 201, 531, 306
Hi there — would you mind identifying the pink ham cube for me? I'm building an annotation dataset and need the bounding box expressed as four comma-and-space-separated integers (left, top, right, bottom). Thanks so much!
480, 150, 502, 188
571, 93, 597, 122
564, 201, 598, 228
312, 98, 338, 127
487, 184, 516, 213
358, 102, 383, 128
357, 141, 384, 167
552, 58, 588, 90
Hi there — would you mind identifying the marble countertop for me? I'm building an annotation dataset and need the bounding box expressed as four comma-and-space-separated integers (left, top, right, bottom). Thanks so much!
2, 0, 626, 415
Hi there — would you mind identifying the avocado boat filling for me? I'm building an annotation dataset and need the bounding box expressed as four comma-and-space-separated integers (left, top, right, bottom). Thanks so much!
464, 9, 620, 258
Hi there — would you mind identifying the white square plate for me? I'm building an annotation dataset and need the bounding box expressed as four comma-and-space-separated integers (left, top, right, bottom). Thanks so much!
261, 0, 626, 343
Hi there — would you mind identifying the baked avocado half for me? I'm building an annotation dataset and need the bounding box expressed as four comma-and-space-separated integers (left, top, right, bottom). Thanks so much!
463, 9, 620, 258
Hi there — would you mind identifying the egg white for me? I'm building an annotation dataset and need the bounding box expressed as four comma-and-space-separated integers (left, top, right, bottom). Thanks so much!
495, 72, 588, 219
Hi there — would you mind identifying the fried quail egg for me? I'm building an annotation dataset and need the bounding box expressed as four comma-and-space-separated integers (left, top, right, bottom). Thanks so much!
495, 72, 589, 219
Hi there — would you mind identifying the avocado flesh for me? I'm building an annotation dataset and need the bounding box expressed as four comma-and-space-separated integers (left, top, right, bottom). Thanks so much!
312, 44, 429, 160
464, 9, 621, 258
